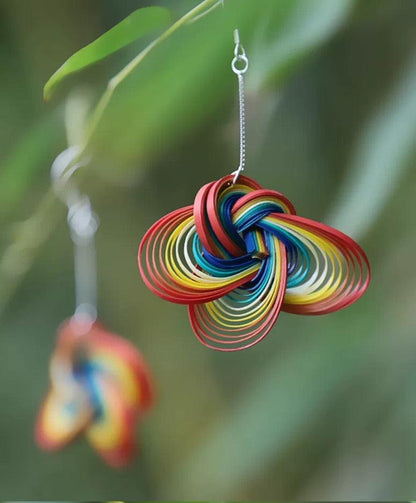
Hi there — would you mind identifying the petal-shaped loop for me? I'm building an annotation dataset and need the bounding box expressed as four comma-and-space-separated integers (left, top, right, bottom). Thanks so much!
263, 214, 370, 314
189, 239, 287, 351
138, 206, 260, 304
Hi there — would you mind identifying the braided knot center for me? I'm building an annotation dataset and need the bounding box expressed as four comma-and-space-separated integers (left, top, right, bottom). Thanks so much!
194, 175, 296, 262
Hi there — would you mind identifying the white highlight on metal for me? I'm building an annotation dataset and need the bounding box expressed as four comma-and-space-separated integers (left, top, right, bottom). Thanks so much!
51, 147, 98, 325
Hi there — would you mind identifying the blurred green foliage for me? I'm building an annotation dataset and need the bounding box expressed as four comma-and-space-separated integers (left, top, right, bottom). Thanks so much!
0, 0, 415, 500
43, 6, 171, 101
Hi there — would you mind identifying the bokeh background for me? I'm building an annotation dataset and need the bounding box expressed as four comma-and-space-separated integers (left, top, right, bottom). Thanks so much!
1, 0, 416, 499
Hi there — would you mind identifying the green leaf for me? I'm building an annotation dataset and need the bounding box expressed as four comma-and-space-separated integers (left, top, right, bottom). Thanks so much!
43, 6, 171, 101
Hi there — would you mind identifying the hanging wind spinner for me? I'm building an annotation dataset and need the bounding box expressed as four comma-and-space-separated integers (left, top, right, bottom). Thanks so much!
36, 148, 154, 466
138, 30, 370, 352
35, 318, 153, 467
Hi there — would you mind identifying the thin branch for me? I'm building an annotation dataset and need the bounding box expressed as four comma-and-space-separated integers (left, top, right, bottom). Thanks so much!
0, 0, 221, 316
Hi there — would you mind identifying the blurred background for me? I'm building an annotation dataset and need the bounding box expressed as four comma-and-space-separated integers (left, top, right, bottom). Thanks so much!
0, 0, 416, 499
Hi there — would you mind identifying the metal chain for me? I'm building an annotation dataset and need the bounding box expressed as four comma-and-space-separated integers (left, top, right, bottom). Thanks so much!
237, 73, 246, 180
231, 29, 249, 184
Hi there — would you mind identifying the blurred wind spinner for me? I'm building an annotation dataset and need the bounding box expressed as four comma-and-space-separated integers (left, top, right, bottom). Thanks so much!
36, 147, 154, 467
35, 318, 153, 467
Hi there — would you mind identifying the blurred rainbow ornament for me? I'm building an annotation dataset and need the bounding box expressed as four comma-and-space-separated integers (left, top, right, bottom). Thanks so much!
137, 30, 370, 351
36, 147, 154, 466
36, 318, 153, 467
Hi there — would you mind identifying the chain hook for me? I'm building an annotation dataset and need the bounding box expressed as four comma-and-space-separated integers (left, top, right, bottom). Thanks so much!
231, 29, 248, 75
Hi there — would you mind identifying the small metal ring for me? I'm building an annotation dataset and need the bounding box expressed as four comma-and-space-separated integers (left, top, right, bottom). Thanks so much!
231, 55, 249, 74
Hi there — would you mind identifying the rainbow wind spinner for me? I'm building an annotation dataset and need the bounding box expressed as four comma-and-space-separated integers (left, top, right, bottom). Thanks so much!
35, 319, 154, 467
138, 174, 370, 351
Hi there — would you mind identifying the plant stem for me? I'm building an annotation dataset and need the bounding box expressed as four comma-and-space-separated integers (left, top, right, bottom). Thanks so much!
0, 0, 221, 316
80, 0, 220, 162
